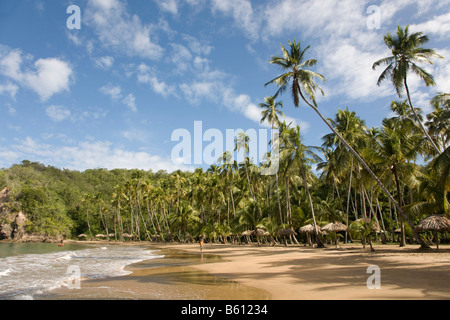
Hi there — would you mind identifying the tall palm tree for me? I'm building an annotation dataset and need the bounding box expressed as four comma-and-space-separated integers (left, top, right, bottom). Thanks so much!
426, 94, 450, 151
266, 39, 429, 248
373, 25, 443, 154
281, 124, 324, 247
234, 132, 255, 201
369, 118, 424, 246
260, 96, 285, 224
322, 108, 368, 242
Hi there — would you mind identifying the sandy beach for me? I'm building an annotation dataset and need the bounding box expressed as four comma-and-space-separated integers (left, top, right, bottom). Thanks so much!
42, 242, 450, 300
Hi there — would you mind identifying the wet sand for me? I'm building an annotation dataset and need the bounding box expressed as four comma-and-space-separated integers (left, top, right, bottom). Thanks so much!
39, 246, 270, 300
41, 242, 450, 300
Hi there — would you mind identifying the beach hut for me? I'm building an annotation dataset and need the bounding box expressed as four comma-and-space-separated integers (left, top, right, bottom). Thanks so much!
415, 215, 450, 250
77, 234, 88, 241
322, 222, 348, 248
95, 234, 107, 240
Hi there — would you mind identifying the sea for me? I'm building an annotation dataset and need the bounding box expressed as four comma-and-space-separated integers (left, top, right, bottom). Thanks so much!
0, 242, 164, 300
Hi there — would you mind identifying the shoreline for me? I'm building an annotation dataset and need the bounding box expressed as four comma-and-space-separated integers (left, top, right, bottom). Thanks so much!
35, 241, 450, 300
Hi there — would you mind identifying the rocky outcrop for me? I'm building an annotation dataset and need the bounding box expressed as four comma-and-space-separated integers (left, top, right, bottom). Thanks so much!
0, 187, 63, 243
11, 211, 28, 240
0, 187, 13, 240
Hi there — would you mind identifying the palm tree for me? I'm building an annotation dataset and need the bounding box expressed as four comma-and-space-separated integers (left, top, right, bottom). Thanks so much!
373, 25, 443, 154
369, 118, 424, 246
426, 94, 450, 151
95, 192, 110, 240
81, 193, 93, 240
280, 124, 324, 247
218, 151, 238, 219
260, 96, 285, 224
322, 108, 368, 242
234, 132, 255, 201
266, 39, 430, 248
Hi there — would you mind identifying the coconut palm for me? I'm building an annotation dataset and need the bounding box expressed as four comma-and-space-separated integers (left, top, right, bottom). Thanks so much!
426, 94, 450, 151
368, 118, 425, 246
234, 132, 255, 201
373, 25, 443, 154
280, 124, 324, 247
260, 96, 285, 224
266, 39, 430, 249
322, 108, 369, 241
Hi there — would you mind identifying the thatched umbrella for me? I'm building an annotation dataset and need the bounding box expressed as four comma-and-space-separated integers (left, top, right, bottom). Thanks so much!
299, 224, 320, 246
95, 234, 107, 239
322, 222, 348, 248
277, 228, 298, 246
252, 228, 267, 246
278, 228, 297, 237
415, 215, 450, 250
77, 234, 88, 240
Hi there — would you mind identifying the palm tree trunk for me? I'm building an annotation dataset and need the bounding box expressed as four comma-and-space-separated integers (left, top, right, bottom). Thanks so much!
301, 167, 324, 248
345, 158, 354, 243
392, 164, 406, 247
86, 208, 93, 240
270, 122, 283, 225
404, 79, 441, 154
300, 93, 429, 249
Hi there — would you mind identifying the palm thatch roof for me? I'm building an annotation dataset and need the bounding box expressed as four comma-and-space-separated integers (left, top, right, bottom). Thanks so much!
122, 233, 134, 238
322, 222, 348, 232
78, 234, 88, 238
299, 224, 320, 234
415, 215, 450, 232
242, 230, 253, 236
252, 228, 267, 237
95, 234, 107, 238
277, 228, 297, 237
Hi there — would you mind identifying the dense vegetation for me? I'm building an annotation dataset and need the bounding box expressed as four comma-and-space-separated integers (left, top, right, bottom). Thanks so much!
1, 26, 449, 248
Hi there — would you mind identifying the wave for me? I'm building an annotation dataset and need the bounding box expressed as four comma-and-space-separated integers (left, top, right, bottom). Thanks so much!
0, 245, 164, 300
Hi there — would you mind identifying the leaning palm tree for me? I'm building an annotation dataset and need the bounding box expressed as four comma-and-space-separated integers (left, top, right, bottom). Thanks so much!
266, 39, 429, 248
373, 25, 443, 154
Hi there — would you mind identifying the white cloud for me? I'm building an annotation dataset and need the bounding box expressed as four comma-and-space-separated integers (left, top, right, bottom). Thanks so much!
24, 58, 73, 101
122, 93, 137, 112
0, 47, 73, 101
409, 12, 450, 39
94, 56, 114, 70
154, 0, 179, 15
85, 0, 164, 60
211, 0, 260, 39
45, 105, 72, 122
0, 82, 19, 100
100, 84, 138, 111
137, 63, 176, 97
1, 137, 192, 172
100, 84, 122, 100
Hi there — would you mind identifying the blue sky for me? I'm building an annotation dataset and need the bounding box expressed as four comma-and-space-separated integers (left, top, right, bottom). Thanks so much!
0, 0, 449, 172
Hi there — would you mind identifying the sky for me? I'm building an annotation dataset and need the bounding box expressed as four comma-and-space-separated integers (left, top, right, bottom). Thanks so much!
0, 0, 449, 173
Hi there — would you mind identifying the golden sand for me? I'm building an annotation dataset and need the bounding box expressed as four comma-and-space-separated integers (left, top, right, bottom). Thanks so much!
42, 242, 450, 300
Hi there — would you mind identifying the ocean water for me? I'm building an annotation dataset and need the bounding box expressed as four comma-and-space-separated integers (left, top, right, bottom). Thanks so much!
0, 243, 164, 300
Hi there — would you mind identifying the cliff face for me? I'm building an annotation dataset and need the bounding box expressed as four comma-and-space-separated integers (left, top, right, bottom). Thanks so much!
0, 187, 14, 240
0, 187, 62, 242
